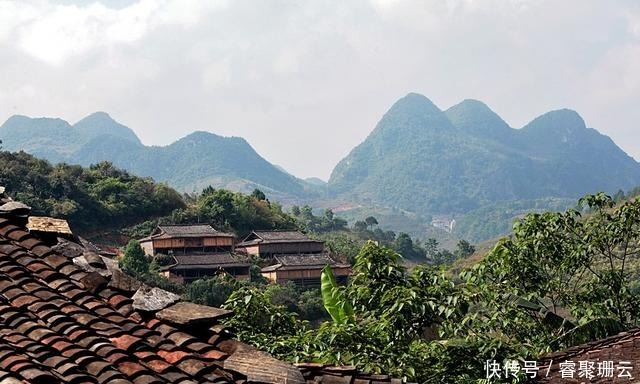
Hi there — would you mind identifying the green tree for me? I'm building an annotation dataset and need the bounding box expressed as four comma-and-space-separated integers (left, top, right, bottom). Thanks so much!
393, 232, 415, 259
251, 188, 266, 201
454, 240, 475, 260
119, 240, 149, 277
353, 220, 368, 232
365, 216, 378, 230
424, 238, 439, 260
185, 275, 240, 307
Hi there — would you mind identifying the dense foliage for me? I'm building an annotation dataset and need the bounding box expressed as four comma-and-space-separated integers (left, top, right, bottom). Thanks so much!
220, 193, 640, 382
290, 205, 348, 233
453, 197, 576, 242
119, 240, 149, 276
126, 187, 297, 238
0, 151, 184, 233
329, 93, 640, 240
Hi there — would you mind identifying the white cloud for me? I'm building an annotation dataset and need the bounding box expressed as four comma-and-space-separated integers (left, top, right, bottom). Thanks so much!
0, 0, 639, 179
202, 58, 232, 89
2, 0, 226, 65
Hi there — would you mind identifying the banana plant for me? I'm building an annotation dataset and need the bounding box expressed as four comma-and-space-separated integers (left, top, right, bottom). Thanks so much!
321, 265, 355, 324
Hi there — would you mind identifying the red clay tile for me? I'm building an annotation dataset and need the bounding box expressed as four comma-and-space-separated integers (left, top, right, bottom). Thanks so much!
19, 237, 41, 250
157, 350, 190, 364
145, 319, 161, 329
167, 331, 196, 347
60, 304, 83, 315
85, 360, 111, 377
116, 361, 147, 378
6, 228, 29, 241
97, 370, 126, 383
67, 329, 90, 341
108, 295, 130, 309
117, 304, 134, 317
0, 243, 21, 255
3, 287, 26, 299
201, 350, 228, 361
184, 341, 213, 353
27, 262, 51, 274
110, 335, 142, 352
36, 269, 58, 281
132, 374, 163, 384
42, 254, 70, 269
59, 264, 79, 276
29, 244, 54, 257
104, 352, 128, 364
19, 367, 57, 383
10, 294, 37, 308
0, 354, 30, 370
129, 312, 143, 323
176, 358, 209, 377
144, 358, 172, 374
52, 340, 73, 352
27, 327, 55, 342
61, 347, 90, 360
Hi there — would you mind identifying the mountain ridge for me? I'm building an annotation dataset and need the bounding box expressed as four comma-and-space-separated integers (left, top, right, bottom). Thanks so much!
328, 92, 640, 222
0, 113, 311, 200
2, 93, 639, 242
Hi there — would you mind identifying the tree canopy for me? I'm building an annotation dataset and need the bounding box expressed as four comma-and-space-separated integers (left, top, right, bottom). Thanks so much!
0, 151, 184, 233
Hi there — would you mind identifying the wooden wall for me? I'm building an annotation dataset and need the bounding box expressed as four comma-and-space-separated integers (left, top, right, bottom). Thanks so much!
153, 236, 233, 250
262, 266, 351, 284
140, 241, 154, 256
240, 242, 324, 256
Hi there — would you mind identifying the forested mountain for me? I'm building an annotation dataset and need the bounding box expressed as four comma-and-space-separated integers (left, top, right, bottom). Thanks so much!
0, 113, 311, 200
3, 95, 639, 243
329, 93, 640, 224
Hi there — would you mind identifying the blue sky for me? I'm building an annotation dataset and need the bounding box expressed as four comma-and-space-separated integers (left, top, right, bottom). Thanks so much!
1, 0, 639, 180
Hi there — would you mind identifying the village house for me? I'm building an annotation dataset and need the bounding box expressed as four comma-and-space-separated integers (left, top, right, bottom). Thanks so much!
139, 224, 250, 283
261, 253, 351, 287
235, 230, 325, 258
0, 186, 405, 383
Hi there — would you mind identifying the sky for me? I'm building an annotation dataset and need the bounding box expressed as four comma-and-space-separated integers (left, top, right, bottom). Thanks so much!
0, 0, 639, 181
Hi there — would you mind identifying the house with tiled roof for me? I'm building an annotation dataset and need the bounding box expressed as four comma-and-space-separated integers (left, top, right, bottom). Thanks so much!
0, 188, 306, 383
0, 187, 403, 384
261, 254, 351, 287
140, 225, 235, 255
139, 225, 249, 283
535, 329, 640, 383
159, 253, 251, 284
235, 230, 324, 258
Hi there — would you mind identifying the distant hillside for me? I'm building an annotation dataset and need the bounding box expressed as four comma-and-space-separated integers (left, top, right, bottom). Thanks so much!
0, 113, 312, 200
329, 93, 640, 240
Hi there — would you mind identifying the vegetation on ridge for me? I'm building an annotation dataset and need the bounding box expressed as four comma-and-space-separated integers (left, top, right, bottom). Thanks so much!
221, 192, 640, 382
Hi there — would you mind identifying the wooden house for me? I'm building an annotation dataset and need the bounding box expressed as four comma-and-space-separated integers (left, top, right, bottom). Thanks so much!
139, 224, 235, 255
236, 230, 324, 258
160, 253, 251, 284
139, 224, 249, 282
261, 253, 351, 287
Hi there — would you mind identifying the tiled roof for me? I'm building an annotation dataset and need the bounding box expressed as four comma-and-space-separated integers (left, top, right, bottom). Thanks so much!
261, 254, 350, 272
536, 328, 640, 383
155, 225, 234, 238
238, 230, 323, 246
252, 231, 311, 241
167, 254, 250, 270
0, 203, 305, 383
